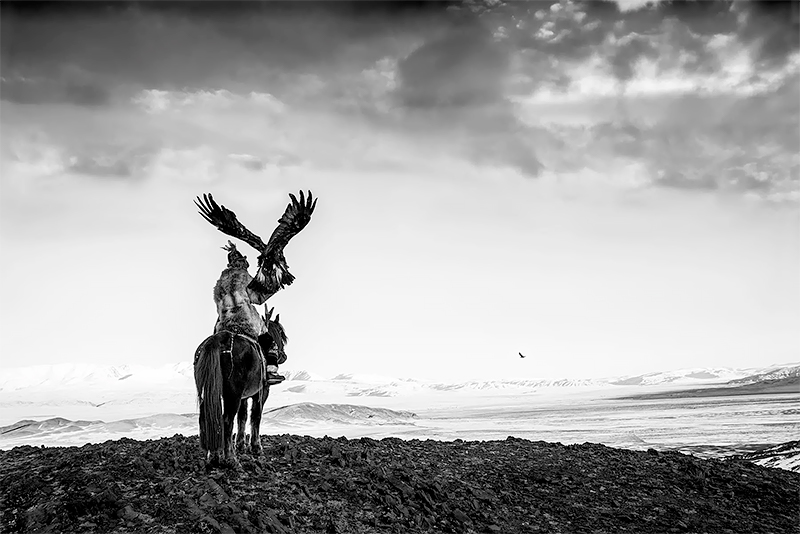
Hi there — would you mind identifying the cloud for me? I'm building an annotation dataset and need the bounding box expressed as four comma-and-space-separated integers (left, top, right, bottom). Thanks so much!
735, 0, 800, 69
513, 63, 799, 200
502, 0, 795, 99
228, 154, 266, 172
1, 0, 796, 200
4, 130, 161, 181
654, 170, 719, 191
132, 89, 285, 114
388, 18, 545, 178
2, 130, 308, 184
67, 156, 133, 178
396, 21, 509, 109
0, 1, 443, 101
474, 136, 543, 177
0, 76, 110, 106
613, 0, 657, 13
609, 33, 658, 81
515, 1, 611, 63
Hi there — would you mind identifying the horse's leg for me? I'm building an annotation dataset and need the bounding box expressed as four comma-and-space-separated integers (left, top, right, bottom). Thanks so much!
221, 393, 241, 469
235, 398, 248, 453
250, 386, 269, 456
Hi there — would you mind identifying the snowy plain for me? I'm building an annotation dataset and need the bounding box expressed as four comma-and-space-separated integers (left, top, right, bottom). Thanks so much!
1, 362, 797, 470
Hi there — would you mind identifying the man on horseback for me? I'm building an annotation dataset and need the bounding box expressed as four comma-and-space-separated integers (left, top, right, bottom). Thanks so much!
196, 191, 316, 385
213, 242, 284, 383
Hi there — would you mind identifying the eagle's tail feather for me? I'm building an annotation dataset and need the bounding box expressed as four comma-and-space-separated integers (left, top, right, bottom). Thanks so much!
247, 261, 295, 304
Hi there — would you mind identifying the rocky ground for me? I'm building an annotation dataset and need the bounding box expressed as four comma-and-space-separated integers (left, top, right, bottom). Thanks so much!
1, 434, 798, 534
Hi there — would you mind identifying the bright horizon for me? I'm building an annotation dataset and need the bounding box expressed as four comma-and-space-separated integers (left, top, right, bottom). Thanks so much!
1, 1, 798, 382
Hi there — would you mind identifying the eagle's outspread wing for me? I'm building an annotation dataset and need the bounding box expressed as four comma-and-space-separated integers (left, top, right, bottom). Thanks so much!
194, 194, 267, 253
265, 191, 316, 257
249, 191, 316, 303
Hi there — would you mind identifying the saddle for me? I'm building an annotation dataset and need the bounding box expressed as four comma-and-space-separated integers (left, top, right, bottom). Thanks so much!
216, 330, 268, 387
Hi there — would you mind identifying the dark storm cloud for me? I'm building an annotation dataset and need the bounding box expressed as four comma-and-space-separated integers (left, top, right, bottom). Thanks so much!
555, 68, 798, 197
656, 0, 738, 35
631, 1, 798, 72
646, 1, 798, 72
736, 0, 800, 68
387, 12, 544, 178
502, 0, 795, 88
0, 1, 455, 95
396, 21, 509, 109
594, 1, 732, 82
609, 35, 658, 81
3, 1, 794, 103
2, 1, 795, 193
576, 0, 737, 38
510, 1, 611, 63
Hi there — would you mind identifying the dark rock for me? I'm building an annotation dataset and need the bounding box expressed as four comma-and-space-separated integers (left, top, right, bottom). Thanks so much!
453, 508, 471, 523
0, 434, 798, 534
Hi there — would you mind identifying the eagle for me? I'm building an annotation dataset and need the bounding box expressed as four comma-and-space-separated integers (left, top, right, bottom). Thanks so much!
194, 191, 317, 304
519, 352, 526, 359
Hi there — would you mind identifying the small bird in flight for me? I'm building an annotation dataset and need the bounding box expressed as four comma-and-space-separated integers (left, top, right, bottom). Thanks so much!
519, 352, 526, 359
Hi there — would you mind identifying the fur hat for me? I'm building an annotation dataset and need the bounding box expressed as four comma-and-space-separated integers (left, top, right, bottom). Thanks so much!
222, 241, 249, 269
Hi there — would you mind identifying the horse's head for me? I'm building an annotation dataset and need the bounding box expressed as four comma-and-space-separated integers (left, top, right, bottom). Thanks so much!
262, 307, 288, 365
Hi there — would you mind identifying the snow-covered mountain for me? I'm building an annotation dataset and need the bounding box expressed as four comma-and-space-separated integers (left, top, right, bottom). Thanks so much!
263, 402, 417, 425
1, 364, 795, 473
2, 361, 797, 394
0, 362, 195, 391
0, 403, 419, 450
725, 364, 800, 386
609, 364, 799, 386
426, 378, 603, 391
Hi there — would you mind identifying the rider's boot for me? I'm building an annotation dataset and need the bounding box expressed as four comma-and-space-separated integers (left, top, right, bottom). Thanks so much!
258, 332, 285, 385
266, 364, 285, 385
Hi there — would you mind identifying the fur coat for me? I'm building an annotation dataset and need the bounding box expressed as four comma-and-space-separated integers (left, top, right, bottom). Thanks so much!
212, 266, 267, 339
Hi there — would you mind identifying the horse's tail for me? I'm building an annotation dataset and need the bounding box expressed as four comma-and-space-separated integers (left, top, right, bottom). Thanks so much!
194, 333, 225, 451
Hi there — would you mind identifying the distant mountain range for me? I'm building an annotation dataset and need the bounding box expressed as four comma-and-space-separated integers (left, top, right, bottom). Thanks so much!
614, 364, 799, 400
2, 405, 797, 473
1, 362, 798, 394
607, 364, 798, 386
0, 362, 195, 391
0, 403, 416, 437
725, 364, 800, 385
0, 403, 419, 450
1, 365, 796, 472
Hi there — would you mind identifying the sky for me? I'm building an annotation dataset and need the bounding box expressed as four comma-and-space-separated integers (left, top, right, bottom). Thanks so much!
1, 0, 798, 382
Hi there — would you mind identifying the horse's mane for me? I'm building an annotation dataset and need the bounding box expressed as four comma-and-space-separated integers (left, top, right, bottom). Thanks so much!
267, 319, 288, 348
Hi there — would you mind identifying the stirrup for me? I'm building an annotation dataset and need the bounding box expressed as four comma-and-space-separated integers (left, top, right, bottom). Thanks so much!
266, 372, 285, 385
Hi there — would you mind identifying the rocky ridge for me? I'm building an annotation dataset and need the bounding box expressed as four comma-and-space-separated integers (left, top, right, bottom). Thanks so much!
1, 434, 798, 534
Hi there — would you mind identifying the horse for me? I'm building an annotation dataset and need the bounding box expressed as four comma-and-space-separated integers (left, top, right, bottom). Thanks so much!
193, 310, 288, 468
